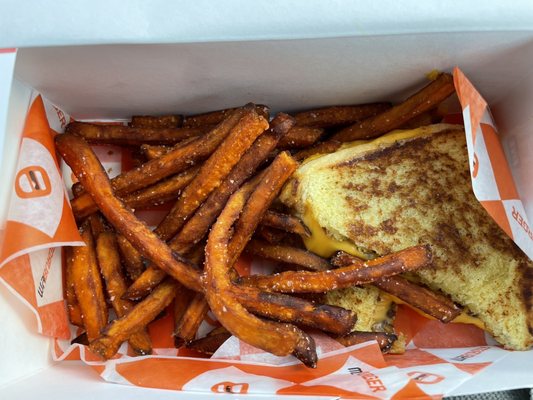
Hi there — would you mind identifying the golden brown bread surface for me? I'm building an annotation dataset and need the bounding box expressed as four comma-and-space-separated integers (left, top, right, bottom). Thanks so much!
280, 124, 533, 350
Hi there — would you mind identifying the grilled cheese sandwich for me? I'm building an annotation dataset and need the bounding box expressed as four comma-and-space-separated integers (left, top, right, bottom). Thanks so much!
280, 124, 533, 350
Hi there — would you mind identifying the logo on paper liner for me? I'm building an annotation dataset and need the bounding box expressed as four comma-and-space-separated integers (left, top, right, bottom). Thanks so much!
407, 371, 445, 384
9, 138, 64, 238
36, 248, 56, 299
15, 165, 52, 199
211, 381, 249, 394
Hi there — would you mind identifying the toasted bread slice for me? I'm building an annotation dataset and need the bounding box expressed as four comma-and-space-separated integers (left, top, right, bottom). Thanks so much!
280, 124, 533, 350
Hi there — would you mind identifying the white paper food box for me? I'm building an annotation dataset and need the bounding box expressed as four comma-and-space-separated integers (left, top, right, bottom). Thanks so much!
1, 2, 532, 399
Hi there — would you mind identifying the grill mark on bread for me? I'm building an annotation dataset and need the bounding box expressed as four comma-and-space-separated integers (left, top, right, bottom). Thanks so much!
337, 134, 433, 167
335, 130, 488, 274
380, 219, 397, 234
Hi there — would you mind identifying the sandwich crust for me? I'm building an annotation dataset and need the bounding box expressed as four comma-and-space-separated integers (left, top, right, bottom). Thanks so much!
280, 124, 533, 350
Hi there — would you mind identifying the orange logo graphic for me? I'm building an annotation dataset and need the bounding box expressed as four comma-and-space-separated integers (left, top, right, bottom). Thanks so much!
15, 166, 52, 199
407, 371, 445, 384
211, 381, 249, 394
472, 153, 479, 178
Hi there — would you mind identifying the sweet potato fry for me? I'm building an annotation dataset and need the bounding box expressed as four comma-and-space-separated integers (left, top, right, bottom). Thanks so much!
126, 248, 202, 309
331, 251, 461, 322
332, 73, 455, 142
90, 279, 178, 360
121, 167, 199, 210
172, 280, 351, 346
206, 326, 228, 336
237, 245, 432, 293
169, 113, 295, 253
260, 210, 310, 237
233, 285, 355, 335
124, 233, 214, 302
122, 268, 167, 301
245, 239, 330, 272
228, 152, 299, 264
255, 225, 289, 244
124, 113, 284, 302
155, 107, 269, 240
123, 172, 280, 302
334, 331, 398, 353
88, 213, 108, 238
71, 182, 84, 198
70, 194, 99, 221
175, 285, 356, 340
63, 247, 83, 327
293, 140, 343, 162
205, 178, 317, 367
292, 75, 455, 161
277, 126, 324, 149
168, 118, 297, 338
142, 136, 204, 161
116, 234, 145, 281
67, 121, 208, 146
173, 287, 196, 347
141, 144, 171, 160
71, 108, 248, 219
129, 148, 146, 168
329, 251, 365, 268
71, 332, 89, 346
185, 242, 206, 266
71, 225, 108, 341
130, 115, 184, 129
183, 104, 269, 128
56, 133, 203, 292
97, 233, 134, 310
96, 232, 152, 355
174, 293, 210, 345
398, 108, 442, 130
70, 170, 198, 255
173, 273, 209, 348
187, 328, 231, 355
117, 271, 352, 351
375, 276, 462, 323
293, 103, 391, 128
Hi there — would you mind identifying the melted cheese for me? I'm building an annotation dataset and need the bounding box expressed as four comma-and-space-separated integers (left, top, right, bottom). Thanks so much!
452, 313, 486, 330
426, 69, 442, 81
301, 206, 371, 259
373, 297, 394, 325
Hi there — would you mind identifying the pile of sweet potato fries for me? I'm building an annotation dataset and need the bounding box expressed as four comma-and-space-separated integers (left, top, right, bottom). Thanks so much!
57, 73, 457, 367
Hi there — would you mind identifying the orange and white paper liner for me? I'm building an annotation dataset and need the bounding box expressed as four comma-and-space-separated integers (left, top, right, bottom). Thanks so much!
0, 95, 81, 267
48, 254, 509, 399
0, 94, 83, 338
453, 68, 532, 260
51, 333, 509, 399
0, 68, 526, 398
